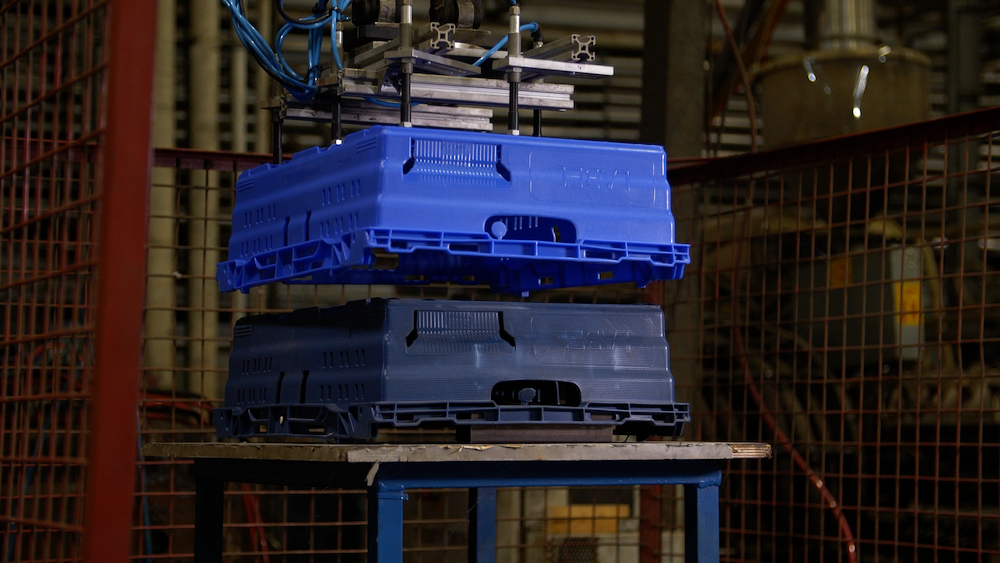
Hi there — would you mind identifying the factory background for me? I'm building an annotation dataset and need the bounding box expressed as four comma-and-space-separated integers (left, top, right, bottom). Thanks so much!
4, 0, 1000, 561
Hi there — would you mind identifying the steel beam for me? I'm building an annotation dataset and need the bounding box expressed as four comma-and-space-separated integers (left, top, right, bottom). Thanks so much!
469, 487, 498, 563
193, 472, 225, 563
82, 0, 157, 561
147, 0, 178, 387
640, 8, 708, 563
368, 483, 408, 563
188, 0, 223, 400
684, 480, 722, 563
640, 0, 707, 158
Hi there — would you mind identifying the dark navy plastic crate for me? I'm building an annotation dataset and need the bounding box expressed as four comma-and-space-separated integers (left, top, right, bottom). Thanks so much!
213, 298, 690, 441
216, 126, 690, 295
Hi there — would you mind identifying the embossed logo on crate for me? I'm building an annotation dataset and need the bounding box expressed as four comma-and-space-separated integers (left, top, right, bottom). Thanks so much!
530, 314, 655, 367
528, 151, 656, 207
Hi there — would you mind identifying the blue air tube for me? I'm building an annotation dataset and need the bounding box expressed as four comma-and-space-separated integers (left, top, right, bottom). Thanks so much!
473, 22, 539, 67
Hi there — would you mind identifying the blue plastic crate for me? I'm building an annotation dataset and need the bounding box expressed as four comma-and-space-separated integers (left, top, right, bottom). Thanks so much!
212, 298, 691, 441
217, 126, 690, 295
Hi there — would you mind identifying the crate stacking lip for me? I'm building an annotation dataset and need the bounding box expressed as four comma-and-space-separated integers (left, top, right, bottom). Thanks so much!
214, 401, 692, 441
212, 298, 691, 441
217, 126, 690, 295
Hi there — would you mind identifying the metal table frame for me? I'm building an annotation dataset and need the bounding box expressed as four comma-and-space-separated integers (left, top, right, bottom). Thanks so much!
144, 442, 770, 563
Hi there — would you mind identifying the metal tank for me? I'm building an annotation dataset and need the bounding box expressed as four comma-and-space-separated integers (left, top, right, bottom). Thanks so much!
756, 0, 930, 149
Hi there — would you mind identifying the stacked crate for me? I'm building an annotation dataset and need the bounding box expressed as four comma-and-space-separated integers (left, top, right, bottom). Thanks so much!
213, 125, 692, 442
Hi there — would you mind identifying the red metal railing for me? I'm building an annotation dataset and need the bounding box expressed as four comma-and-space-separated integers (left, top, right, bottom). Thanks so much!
2, 0, 155, 561
83, 0, 156, 560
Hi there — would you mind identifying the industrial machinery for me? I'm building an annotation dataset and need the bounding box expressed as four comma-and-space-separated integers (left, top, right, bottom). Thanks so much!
221, 0, 616, 151
756, 0, 930, 148
214, 0, 690, 442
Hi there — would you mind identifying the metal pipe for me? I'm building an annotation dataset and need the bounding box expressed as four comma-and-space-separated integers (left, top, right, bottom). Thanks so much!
401, 73, 412, 125
804, 0, 822, 51
508, 6, 521, 58
508, 82, 519, 133
252, 1, 274, 314
230, 21, 251, 320
232, 44, 248, 153
82, 0, 157, 559
400, 0, 413, 126
254, 0, 273, 154
333, 21, 344, 143
531, 34, 542, 136
188, 0, 222, 400
333, 96, 343, 144
507, 4, 521, 135
272, 109, 283, 164
947, 0, 983, 116
819, 0, 876, 50
146, 0, 178, 389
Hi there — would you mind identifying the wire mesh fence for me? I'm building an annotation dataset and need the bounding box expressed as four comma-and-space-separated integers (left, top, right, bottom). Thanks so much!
665, 106, 1000, 562
8, 1, 1000, 562
1, 0, 110, 560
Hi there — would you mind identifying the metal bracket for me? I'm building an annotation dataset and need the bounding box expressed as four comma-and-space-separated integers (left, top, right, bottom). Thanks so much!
317, 72, 576, 110
384, 48, 481, 77
349, 22, 455, 68
494, 56, 614, 81
283, 99, 494, 131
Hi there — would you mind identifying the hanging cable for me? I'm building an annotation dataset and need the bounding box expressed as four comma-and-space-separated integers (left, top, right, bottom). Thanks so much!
331, 6, 343, 70
275, 0, 338, 28
331, 0, 352, 71
221, 0, 353, 102
276, 0, 334, 90
364, 97, 421, 108
220, 0, 317, 101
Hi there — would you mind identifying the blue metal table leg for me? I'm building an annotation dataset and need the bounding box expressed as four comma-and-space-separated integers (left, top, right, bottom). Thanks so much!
683, 478, 721, 563
368, 482, 407, 563
193, 470, 224, 563
469, 487, 498, 563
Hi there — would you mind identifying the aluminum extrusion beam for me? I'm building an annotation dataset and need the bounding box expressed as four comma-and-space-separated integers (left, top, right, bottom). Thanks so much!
493, 56, 613, 80
522, 34, 596, 62
349, 22, 455, 68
